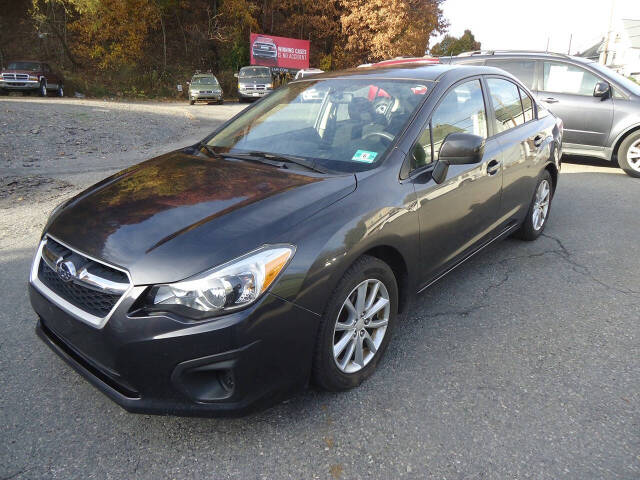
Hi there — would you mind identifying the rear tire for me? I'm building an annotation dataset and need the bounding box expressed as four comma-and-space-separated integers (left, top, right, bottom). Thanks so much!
189, 100, 195, 105
57, 85, 64, 97
0, 89, 8, 96
312, 255, 398, 391
513, 170, 553, 241
617, 131, 640, 178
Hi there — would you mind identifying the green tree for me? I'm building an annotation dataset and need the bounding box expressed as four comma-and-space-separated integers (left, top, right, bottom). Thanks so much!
429, 29, 480, 57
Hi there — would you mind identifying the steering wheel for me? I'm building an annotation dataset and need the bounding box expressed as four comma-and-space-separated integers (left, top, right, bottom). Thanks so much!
373, 96, 393, 117
362, 131, 395, 145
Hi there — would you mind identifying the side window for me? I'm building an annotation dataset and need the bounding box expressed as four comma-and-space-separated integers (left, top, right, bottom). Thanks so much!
520, 88, 534, 122
411, 125, 432, 170
485, 59, 535, 89
542, 62, 599, 96
43, 64, 50, 73
486, 78, 525, 133
431, 80, 487, 162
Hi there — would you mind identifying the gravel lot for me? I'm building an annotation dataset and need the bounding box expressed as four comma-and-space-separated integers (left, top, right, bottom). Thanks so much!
1, 98, 638, 479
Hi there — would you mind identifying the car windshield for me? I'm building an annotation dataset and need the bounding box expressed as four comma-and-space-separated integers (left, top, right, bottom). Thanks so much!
191, 76, 219, 85
589, 62, 640, 96
7, 62, 41, 71
206, 78, 432, 172
239, 67, 271, 78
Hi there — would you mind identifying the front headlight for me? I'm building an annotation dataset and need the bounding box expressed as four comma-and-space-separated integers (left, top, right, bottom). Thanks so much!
145, 245, 295, 319
29, 75, 39, 81
266, 83, 273, 89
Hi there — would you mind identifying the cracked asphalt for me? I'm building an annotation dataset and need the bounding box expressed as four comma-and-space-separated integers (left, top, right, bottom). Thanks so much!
1, 98, 639, 479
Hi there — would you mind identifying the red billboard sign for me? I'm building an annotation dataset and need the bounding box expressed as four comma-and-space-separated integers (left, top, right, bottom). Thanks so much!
250, 33, 310, 71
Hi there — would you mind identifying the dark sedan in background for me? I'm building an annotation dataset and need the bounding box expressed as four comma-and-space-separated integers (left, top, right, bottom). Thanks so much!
30, 63, 562, 416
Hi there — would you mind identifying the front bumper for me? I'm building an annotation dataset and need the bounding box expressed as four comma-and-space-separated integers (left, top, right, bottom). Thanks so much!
238, 89, 272, 99
190, 90, 223, 102
31, 283, 319, 416
0, 80, 39, 90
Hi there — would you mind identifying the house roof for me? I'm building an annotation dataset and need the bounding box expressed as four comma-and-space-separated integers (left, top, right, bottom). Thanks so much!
622, 19, 640, 49
578, 40, 603, 59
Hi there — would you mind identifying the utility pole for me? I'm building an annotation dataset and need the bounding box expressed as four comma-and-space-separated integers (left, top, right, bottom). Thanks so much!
602, 0, 616, 65
546, 37, 549, 52
568, 34, 572, 54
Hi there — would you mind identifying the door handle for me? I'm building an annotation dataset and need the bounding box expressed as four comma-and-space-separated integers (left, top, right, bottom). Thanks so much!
487, 159, 501, 176
542, 97, 559, 104
533, 134, 544, 147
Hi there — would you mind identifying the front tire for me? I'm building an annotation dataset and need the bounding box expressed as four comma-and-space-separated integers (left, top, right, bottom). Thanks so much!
189, 99, 195, 105
39, 81, 47, 97
514, 170, 553, 241
57, 84, 64, 97
312, 255, 398, 391
617, 131, 640, 178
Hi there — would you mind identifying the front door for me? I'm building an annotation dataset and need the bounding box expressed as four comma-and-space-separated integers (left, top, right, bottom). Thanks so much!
409, 78, 504, 286
535, 61, 613, 147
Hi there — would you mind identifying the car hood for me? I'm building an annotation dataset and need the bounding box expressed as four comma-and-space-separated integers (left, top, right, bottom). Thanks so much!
47, 149, 356, 285
2, 70, 41, 75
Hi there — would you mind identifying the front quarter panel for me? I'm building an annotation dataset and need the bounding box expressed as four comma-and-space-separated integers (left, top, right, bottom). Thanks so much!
271, 152, 419, 316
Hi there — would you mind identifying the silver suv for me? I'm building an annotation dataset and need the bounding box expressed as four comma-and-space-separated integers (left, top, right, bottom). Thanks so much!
449, 51, 640, 177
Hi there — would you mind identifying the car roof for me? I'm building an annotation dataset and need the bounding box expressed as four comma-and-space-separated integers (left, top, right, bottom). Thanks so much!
297, 63, 501, 83
192, 73, 216, 77
446, 50, 595, 65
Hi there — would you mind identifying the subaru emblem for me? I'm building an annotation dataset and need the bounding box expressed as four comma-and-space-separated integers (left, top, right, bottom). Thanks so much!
56, 260, 76, 283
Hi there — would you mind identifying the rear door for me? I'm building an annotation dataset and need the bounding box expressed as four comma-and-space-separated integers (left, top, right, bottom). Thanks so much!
408, 78, 504, 285
535, 60, 613, 147
485, 76, 547, 220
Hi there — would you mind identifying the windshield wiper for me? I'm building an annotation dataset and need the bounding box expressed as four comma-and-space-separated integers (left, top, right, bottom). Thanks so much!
226, 151, 329, 174
199, 144, 329, 174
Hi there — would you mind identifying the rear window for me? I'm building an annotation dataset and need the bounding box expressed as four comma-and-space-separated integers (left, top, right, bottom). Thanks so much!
485, 59, 535, 89
486, 78, 525, 133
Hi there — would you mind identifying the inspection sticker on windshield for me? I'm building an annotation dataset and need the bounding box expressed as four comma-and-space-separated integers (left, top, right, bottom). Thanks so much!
352, 150, 378, 163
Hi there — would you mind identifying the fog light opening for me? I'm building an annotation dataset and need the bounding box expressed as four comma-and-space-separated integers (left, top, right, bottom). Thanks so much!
219, 369, 235, 393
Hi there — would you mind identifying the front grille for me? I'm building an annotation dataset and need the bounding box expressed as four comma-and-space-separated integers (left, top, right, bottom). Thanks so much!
39, 259, 121, 317
35, 237, 129, 321
2, 73, 29, 80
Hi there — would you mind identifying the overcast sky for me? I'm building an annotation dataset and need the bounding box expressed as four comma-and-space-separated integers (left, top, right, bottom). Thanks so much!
433, 0, 640, 55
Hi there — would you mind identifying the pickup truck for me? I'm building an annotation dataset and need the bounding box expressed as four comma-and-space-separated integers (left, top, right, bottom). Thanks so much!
0, 60, 64, 97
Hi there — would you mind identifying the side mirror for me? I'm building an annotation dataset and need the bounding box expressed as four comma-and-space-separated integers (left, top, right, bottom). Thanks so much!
432, 133, 485, 184
234, 73, 239, 78
439, 133, 484, 165
594, 81, 610, 98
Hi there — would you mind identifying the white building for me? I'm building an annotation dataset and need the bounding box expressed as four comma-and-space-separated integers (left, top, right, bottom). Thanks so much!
578, 18, 640, 80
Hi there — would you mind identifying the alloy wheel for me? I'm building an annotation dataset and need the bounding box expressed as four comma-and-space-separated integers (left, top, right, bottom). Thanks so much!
626, 139, 640, 172
532, 179, 550, 231
332, 279, 390, 374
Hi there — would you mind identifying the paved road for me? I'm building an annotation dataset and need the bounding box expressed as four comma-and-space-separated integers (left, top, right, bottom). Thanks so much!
1, 99, 638, 479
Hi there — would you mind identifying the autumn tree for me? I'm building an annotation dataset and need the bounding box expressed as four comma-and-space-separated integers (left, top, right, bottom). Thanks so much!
66, 0, 159, 70
429, 29, 480, 57
339, 0, 446, 65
